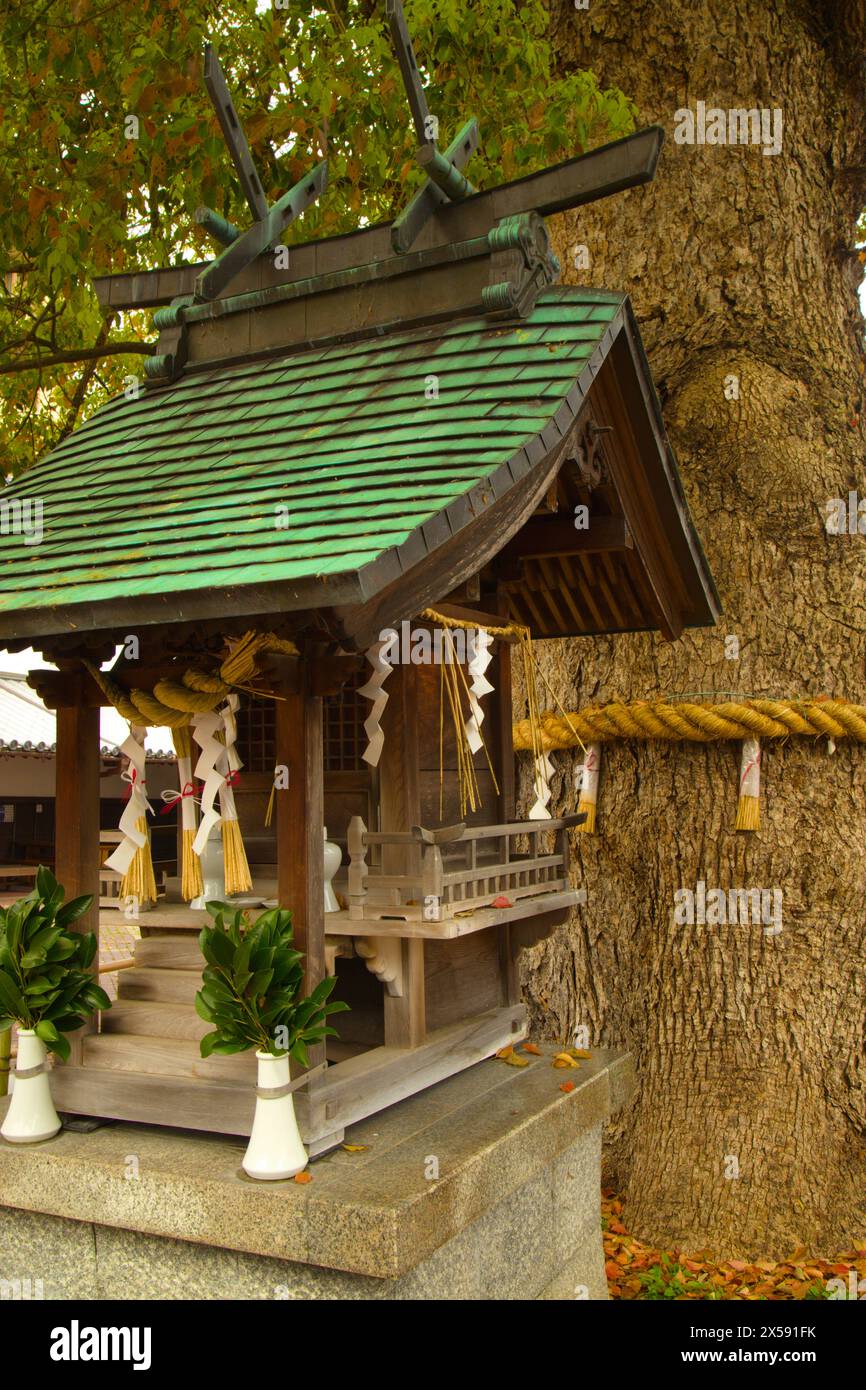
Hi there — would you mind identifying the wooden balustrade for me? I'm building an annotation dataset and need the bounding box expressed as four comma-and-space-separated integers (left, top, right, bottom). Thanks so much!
346, 814, 583, 923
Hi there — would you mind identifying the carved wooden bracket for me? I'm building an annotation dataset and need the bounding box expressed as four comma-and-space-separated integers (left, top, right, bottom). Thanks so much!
354, 937, 404, 997
571, 419, 613, 489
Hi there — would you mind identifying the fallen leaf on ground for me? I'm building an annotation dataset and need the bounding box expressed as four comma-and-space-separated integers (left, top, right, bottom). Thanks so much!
559, 1081, 575, 1093
341, 1144, 369, 1153
521, 1043, 542, 1055
552, 1052, 579, 1068
502, 1050, 529, 1067
496, 1044, 529, 1067
600, 1191, 860, 1301
569, 1048, 592, 1058
294, 1172, 312, 1184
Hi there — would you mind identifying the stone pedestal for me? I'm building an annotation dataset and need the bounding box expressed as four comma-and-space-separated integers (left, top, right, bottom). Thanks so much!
0, 1048, 633, 1301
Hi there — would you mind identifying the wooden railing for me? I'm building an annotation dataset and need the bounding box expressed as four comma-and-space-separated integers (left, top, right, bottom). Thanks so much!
346, 814, 584, 923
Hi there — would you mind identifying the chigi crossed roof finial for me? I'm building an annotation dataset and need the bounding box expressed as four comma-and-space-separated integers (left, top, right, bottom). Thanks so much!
386, 0, 480, 253
139, 17, 667, 389
192, 41, 328, 302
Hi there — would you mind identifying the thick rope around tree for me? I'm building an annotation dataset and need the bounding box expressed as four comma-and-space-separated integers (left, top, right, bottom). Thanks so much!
512, 698, 866, 751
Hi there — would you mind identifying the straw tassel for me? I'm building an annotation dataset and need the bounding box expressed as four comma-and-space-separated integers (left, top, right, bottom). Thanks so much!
117, 726, 158, 906
576, 742, 601, 834
736, 737, 761, 831
218, 696, 252, 895
171, 724, 203, 902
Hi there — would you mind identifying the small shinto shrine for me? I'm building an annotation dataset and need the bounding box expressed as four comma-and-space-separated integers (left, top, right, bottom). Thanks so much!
0, 7, 718, 1155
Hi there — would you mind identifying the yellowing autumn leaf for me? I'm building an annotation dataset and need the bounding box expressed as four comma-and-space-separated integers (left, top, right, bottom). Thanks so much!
521, 1043, 542, 1055
502, 1050, 530, 1067
341, 1144, 369, 1153
496, 1045, 528, 1065
552, 1052, 579, 1068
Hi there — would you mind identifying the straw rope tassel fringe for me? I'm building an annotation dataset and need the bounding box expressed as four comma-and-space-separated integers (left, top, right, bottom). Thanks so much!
171, 724, 203, 901
218, 698, 252, 896
736, 737, 761, 832
120, 726, 157, 906
577, 743, 601, 834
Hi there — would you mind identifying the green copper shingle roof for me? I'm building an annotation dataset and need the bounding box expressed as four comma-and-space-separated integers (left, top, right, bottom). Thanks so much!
0, 287, 623, 619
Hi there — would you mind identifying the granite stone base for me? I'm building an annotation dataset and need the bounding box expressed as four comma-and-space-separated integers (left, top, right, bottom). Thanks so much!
0, 1049, 632, 1301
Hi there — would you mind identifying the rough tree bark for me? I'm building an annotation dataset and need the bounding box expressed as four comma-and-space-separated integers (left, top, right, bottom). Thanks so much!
517, 0, 866, 1256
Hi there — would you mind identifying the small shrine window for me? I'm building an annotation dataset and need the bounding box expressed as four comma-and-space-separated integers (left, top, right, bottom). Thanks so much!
323, 671, 367, 773
232, 678, 368, 774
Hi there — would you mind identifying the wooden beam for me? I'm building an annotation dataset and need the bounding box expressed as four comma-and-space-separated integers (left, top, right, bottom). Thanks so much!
425, 601, 519, 635
378, 662, 425, 1048
498, 513, 632, 563
493, 587, 516, 824
54, 704, 100, 1066
92, 127, 664, 310
492, 584, 519, 1005
593, 346, 685, 640
309, 653, 364, 696
275, 679, 326, 1073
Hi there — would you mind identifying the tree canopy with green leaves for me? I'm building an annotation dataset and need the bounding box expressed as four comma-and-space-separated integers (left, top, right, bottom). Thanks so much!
0, 0, 634, 475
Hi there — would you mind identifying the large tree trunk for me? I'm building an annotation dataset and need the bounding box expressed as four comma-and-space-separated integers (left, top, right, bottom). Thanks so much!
519, 0, 866, 1256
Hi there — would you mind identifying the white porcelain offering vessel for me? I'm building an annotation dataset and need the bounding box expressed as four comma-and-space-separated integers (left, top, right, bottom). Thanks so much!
323, 826, 341, 913
242, 1051, 308, 1180
1, 1030, 61, 1144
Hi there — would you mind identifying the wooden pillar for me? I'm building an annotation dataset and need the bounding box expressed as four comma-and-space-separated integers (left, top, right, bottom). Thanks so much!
492, 589, 520, 1004
54, 701, 101, 1065
494, 585, 516, 824
275, 678, 325, 1067
379, 661, 426, 1048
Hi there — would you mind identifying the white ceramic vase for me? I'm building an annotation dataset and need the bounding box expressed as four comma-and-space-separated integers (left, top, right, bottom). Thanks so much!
323, 826, 341, 913
191, 823, 225, 910
242, 1051, 308, 1181
1, 1030, 61, 1144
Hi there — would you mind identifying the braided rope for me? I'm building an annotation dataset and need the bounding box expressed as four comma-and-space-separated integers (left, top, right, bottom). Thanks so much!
85, 631, 299, 728
512, 698, 866, 751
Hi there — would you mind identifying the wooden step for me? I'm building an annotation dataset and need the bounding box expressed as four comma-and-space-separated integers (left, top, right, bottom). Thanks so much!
83, 1033, 256, 1084
101, 999, 210, 1043
134, 936, 205, 970
118, 967, 201, 1005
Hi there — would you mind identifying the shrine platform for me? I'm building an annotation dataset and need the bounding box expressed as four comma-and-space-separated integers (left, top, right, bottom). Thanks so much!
0, 1048, 633, 1300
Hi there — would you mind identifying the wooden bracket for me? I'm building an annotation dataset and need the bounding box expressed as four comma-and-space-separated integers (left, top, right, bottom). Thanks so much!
354, 937, 404, 997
